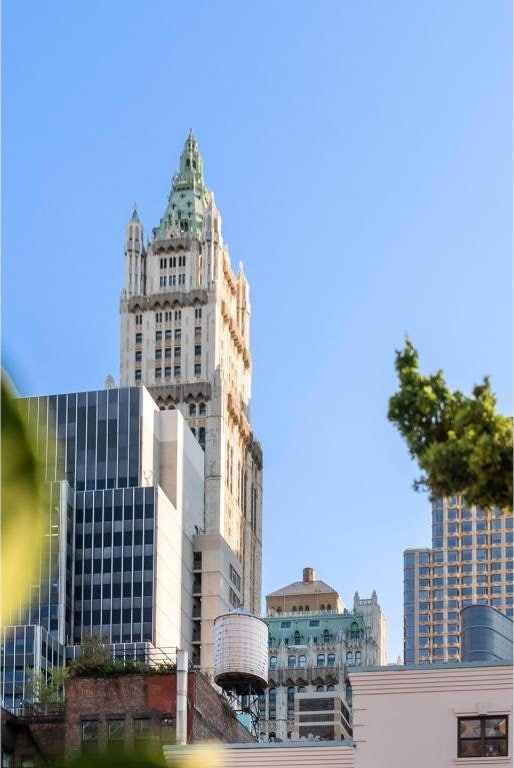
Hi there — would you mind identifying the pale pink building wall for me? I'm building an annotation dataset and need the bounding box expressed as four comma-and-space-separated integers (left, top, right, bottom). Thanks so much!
350, 663, 513, 768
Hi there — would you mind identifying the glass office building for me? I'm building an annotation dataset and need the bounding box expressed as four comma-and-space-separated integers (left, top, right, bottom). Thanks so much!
1, 386, 204, 709
404, 496, 513, 664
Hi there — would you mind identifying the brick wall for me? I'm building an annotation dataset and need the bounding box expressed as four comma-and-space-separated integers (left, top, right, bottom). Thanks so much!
190, 674, 255, 744
1, 707, 65, 767
64, 671, 254, 759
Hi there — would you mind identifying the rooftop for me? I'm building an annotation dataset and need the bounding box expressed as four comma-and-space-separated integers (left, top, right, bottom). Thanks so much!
266, 567, 340, 599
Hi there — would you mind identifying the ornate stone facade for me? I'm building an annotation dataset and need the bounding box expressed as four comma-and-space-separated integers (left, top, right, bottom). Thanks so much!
259, 569, 387, 741
119, 133, 263, 672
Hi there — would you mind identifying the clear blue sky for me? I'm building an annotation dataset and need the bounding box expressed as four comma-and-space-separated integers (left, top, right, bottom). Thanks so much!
2, 1, 512, 661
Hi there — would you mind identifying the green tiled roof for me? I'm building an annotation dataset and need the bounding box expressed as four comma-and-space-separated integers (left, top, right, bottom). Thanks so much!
264, 612, 366, 644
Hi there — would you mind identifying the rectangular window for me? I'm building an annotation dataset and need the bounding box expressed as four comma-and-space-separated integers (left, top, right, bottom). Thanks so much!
134, 718, 150, 740
108, 719, 125, 742
165, 348, 171, 359
155, 331, 162, 341
165, 367, 171, 378
458, 716, 508, 758
194, 345, 201, 357
194, 364, 201, 376
135, 351, 142, 362
135, 370, 142, 381
155, 368, 162, 378
229, 587, 240, 609
195, 326, 201, 337
174, 366, 181, 377
165, 330, 172, 341
135, 333, 142, 344
82, 720, 98, 751
155, 349, 162, 360
174, 329, 181, 339
174, 347, 181, 358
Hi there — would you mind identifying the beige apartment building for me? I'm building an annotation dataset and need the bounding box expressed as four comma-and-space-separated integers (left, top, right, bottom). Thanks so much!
119, 132, 263, 673
404, 496, 513, 664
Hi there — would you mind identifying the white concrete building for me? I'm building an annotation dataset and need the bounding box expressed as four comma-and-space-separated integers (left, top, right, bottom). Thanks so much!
119, 132, 263, 673
350, 661, 512, 767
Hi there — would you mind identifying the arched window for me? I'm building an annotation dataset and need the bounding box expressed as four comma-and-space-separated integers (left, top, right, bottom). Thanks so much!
316, 685, 324, 692
346, 651, 354, 665
320, 604, 325, 611
270, 656, 277, 669
298, 655, 306, 668
294, 631, 301, 644
276, 608, 282, 614
191, 428, 196, 437
292, 606, 297, 613
305, 605, 310, 612
327, 653, 335, 667
199, 402, 206, 416
326, 604, 332, 611
189, 403, 196, 416
269, 688, 277, 701
327, 684, 335, 692
317, 654, 325, 667
199, 427, 205, 448
350, 621, 359, 640
355, 651, 362, 665
298, 605, 303, 612
287, 686, 295, 701
268, 732, 276, 741
288, 655, 296, 668
323, 629, 330, 643
298, 686, 306, 693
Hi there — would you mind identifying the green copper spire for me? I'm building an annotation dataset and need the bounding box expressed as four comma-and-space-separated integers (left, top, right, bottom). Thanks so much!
153, 130, 211, 240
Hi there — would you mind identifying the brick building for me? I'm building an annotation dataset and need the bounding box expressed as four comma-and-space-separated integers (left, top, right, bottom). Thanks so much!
1, 671, 253, 766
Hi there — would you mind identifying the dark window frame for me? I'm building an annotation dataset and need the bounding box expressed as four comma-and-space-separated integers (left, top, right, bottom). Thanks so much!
458, 715, 508, 758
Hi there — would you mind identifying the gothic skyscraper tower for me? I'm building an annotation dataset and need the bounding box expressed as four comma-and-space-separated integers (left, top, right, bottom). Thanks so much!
120, 132, 263, 667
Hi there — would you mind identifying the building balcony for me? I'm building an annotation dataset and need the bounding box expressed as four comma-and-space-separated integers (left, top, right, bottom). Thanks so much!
268, 665, 342, 686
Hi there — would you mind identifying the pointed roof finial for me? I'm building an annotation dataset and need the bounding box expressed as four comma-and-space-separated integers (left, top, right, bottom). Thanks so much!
131, 203, 139, 223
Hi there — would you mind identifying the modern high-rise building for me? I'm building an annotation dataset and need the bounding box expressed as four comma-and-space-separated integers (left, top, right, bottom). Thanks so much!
1, 386, 209, 708
404, 496, 514, 664
259, 569, 387, 741
119, 131, 263, 637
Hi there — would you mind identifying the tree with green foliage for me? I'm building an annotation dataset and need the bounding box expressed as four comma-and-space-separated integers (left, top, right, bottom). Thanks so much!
26, 667, 69, 704
388, 339, 512, 512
